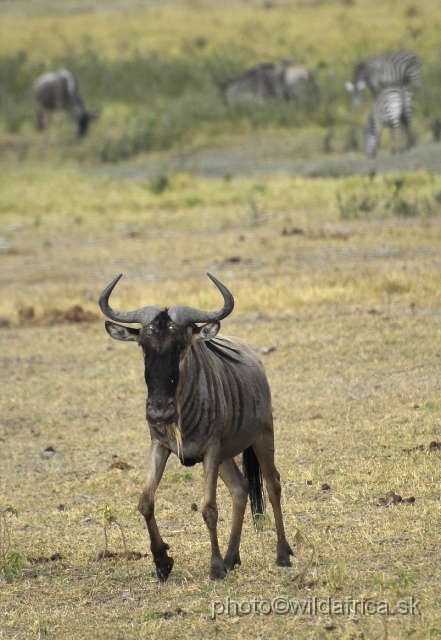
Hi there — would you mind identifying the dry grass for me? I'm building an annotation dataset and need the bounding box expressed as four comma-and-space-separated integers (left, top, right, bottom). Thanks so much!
1, 168, 441, 638
1, 2, 441, 637
1, 0, 440, 64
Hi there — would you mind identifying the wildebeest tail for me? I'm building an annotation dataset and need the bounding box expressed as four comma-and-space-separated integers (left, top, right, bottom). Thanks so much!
242, 446, 266, 524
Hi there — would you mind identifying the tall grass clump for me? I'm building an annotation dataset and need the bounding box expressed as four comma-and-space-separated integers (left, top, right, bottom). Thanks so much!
0, 51, 45, 132
337, 174, 441, 220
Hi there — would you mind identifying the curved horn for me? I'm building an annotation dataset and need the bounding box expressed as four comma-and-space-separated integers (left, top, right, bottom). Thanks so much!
99, 274, 160, 325
169, 273, 234, 325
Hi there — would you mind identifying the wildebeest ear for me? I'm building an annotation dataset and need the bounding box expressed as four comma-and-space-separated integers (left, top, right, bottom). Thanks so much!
105, 321, 140, 342
192, 320, 220, 343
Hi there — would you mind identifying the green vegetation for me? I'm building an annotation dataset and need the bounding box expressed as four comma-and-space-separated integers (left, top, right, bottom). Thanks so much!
0, 0, 440, 163
0, 506, 23, 583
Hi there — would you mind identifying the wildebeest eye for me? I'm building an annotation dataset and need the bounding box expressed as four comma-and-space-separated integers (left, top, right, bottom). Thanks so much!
177, 344, 186, 353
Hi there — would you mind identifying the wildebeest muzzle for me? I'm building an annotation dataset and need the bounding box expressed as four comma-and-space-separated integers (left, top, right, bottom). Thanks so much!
146, 398, 177, 425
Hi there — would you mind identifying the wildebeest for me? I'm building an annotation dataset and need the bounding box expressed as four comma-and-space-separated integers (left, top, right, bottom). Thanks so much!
99, 273, 293, 581
223, 62, 317, 105
281, 63, 319, 103
345, 51, 421, 106
33, 69, 97, 137
223, 63, 284, 104
364, 87, 413, 158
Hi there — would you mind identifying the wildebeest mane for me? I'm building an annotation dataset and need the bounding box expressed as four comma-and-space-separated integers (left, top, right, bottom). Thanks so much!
205, 337, 251, 366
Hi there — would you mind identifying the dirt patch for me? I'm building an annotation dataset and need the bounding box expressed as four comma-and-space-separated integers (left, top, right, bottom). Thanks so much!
17, 305, 99, 326
85, 139, 441, 180
96, 551, 146, 561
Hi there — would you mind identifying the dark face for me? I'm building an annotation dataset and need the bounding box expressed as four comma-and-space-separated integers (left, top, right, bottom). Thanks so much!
105, 311, 220, 426
76, 112, 97, 137
76, 114, 89, 137
140, 312, 189, 425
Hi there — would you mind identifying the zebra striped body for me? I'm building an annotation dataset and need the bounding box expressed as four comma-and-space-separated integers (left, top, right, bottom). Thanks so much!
364, 87, 413, 158
346, 51, 420, 106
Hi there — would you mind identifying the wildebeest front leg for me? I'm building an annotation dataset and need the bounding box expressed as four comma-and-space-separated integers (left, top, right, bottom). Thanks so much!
36, 109, 46, 131
202, 445, 226, 580
138, 441, 173, 582
219, 458, 249, 571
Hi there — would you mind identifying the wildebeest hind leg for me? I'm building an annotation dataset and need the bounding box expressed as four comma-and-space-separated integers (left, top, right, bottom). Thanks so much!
138, 441, 174, 583
219, 458, 249, 571
252, 424, 293, 567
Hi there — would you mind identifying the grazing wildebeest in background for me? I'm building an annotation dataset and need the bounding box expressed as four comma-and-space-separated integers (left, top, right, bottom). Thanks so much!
223, 63, 284, 104
345, 50, 421, 106
33, 69, 97, 137
223, 62, 318, 105
280, 63, 319, 103
99, 273, 293, 582
364, 87, 413, 158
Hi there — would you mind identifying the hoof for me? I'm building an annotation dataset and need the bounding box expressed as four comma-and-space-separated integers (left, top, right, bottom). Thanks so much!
276, 555, 292, 567
210, 564, 227, 581
224, 554, 241, 572
276, 541, 294, 567
155, 556, 174, 583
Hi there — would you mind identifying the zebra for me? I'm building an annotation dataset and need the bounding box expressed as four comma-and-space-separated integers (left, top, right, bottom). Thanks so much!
364, 87, 413, 158
345, 51, 421, 106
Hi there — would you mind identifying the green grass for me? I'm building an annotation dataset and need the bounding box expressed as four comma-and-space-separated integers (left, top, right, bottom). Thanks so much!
0, 0, 440, 162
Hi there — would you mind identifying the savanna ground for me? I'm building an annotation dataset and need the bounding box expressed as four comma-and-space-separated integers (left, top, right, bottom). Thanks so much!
2, 170, 441, 639
1, 1, 441, 639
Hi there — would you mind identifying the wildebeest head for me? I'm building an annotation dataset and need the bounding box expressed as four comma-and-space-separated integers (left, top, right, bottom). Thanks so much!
99, 274, 234, 426
75, 111, 98, 138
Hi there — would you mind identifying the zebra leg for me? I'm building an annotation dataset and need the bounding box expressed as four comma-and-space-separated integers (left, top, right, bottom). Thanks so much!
252, 421, 293, 567
219, 458, 249, 571
138, 441, 173, 583
390, 125, 398, 154
403, 121, 413, 150
202, 444, 226, 580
